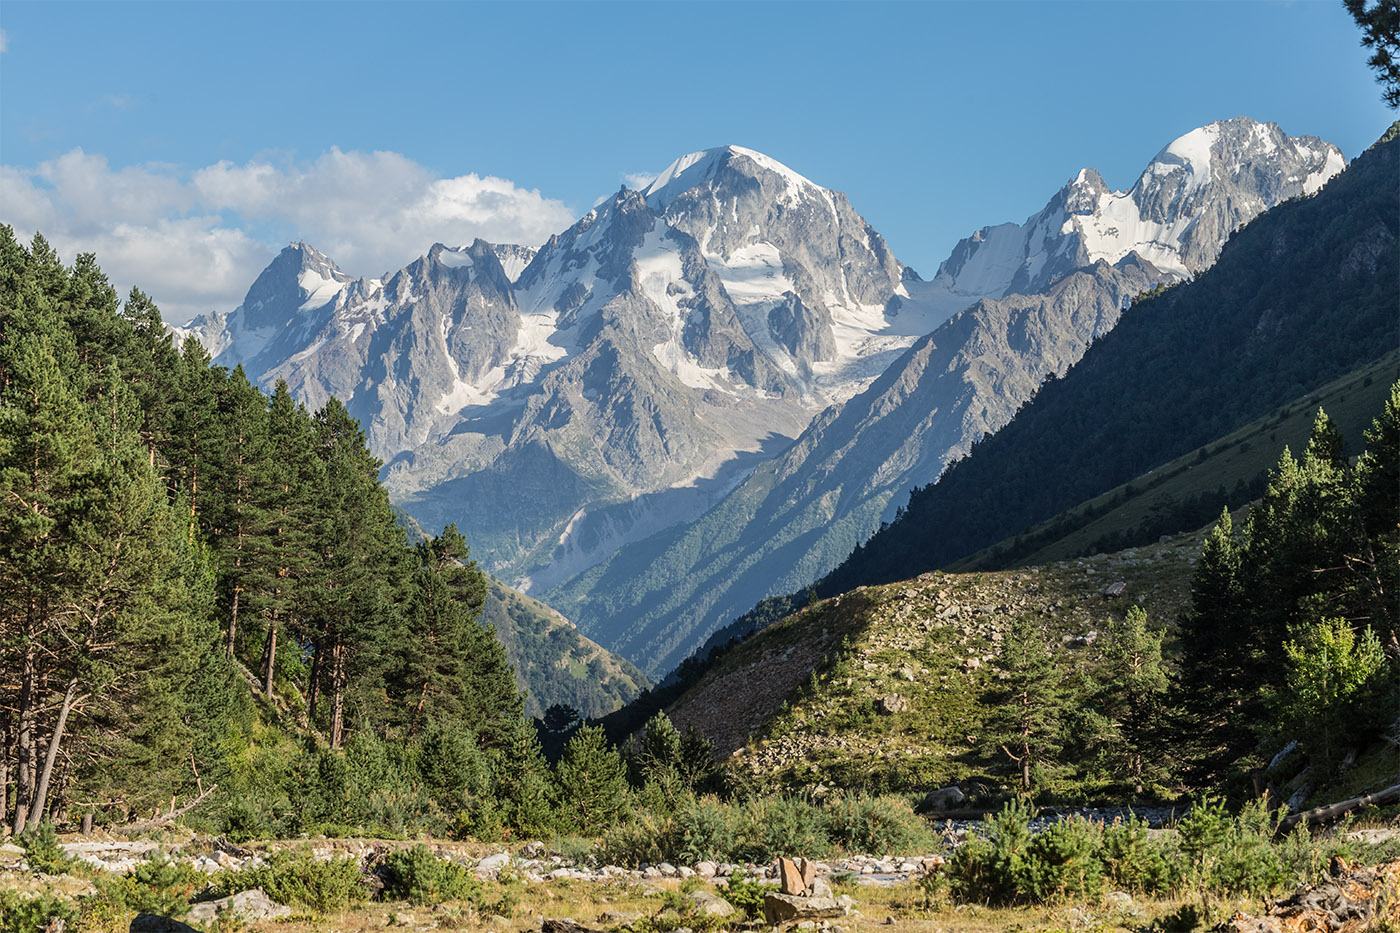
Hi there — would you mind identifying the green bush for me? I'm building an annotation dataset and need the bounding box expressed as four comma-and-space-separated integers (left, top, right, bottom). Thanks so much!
0, 889, 79, 932
213, 847, 369, 913
1101, 815, 1178, 893
721, 874, 778, 920
379, 845, 478, 905
17, 820, 70, 874
599, 810, 671, 868
121, 853, 207, 918
1178, 797, 1286, 897
1022, 817, 1103, 902
672, 795, 738, 863
736, 795, 828, 863
824, 793, 936, 855
946, 799, 1037, 904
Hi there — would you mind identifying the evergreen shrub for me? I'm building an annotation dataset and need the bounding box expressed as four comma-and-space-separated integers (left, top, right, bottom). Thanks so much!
214, 848, 369, 913
0, 890, 79, 932
17, 820, 70, 874
823, 793, 936, 855
379, 844, 478, 905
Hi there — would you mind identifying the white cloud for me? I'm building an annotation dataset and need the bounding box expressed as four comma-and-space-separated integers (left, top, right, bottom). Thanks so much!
622, 171, 657, 190
0, 30, 8, 54
0, 147, 579, 323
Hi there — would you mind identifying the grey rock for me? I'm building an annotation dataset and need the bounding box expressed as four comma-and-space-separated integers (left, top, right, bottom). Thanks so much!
186, 889, 291, 924
877, 695, 907, 715
764, 892, 845, 924
923, 786, 967, 811
688, 891, 736, 917
129, 916, 198, 932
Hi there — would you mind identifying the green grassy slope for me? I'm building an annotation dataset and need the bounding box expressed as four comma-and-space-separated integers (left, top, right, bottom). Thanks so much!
665, 537, 1200, 800
482, 579, 651, 719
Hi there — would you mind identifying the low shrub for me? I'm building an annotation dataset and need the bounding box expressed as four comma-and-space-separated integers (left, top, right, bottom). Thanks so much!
824, 793, 937, 856
379, 845, 478, 905
721, 874, 778, 920
0, 889, 79, 932
672, 795, 738, 864
736, 795, 828, 863
17, 820, 70, 874
121, 853, 208, 918
213, 847, 369, 913
1101, 814, 1179, 892
1178, 797, 1287, 897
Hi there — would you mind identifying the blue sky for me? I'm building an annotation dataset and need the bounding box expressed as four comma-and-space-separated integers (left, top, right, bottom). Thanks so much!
1, 0, 1393, 323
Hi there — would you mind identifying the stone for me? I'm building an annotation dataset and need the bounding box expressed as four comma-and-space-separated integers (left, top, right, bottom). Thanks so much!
543, 921, 604, 933
475, 852, 511, 876
796, 857, 818, 889
808, 878, 834, 899
923, 785, 966, 811
657, 861, 678, 877
186, 888, 292, 924
1106, 890, 1134, 910
764, 893, 845, 924
779, 857, 807, 895
695, 860, 718, 878
688, 891, 736, 917
877, 694, 907, 715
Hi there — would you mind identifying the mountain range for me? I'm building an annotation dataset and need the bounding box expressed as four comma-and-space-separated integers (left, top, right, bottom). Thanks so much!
176, 117, 1346, 674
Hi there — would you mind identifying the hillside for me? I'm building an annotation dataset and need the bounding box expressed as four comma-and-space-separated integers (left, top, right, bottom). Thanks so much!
481, 579, 650, 719
954, 350, 1400, 570
821, 123, 1399, 597
664, 534, 1201, 798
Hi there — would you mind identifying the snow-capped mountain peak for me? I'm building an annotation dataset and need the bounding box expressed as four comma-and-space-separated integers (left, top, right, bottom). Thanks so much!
928, 116, 1345, 305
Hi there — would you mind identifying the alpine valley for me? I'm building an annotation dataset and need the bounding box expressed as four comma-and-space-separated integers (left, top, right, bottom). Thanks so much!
177, 117, 1346, 674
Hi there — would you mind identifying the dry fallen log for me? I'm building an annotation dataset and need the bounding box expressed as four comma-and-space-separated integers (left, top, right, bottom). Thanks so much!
114, 783, 218, 835
1276, 782, 1400, 834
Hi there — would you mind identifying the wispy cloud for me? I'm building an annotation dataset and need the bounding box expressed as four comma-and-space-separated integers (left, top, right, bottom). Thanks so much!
0, 30, 9, 54
622, 170, 657, 190
1, 147, 579, 323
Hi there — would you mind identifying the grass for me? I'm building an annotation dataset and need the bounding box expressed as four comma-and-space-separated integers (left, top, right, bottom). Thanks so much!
693, 545, 1200, 798
2, 867, 1265, 933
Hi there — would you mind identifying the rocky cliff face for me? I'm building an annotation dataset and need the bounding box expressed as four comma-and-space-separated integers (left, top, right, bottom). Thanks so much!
179, 122, 1346, 673
179, 146, 943, 586
541, 120, 1347, 674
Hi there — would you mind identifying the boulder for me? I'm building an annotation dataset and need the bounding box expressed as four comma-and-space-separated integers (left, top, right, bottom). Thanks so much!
186, 888, 291, 924
688, 891, 736, 917
795, 857, 817, 890
543, 921, 604, 933
877, 695, 907, 715
764, 892, 845, 924
778, 857, 807, 895
923, 785, 967, 811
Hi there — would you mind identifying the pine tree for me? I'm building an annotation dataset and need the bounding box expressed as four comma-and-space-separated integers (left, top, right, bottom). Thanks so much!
1354, 382, 1399, 640
0, 329, 100, 831
1096, 606, 1169, 793
554, 725, 629, 831
983, 615, 1069, 793
308, 398, 406, 747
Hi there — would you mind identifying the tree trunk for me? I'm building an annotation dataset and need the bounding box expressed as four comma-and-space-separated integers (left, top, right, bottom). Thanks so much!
12, 645, 36, 835
28, 678, 80, 827
330, 642, 345, 750
263, 622, 277, 700
228, 585, 240, 657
